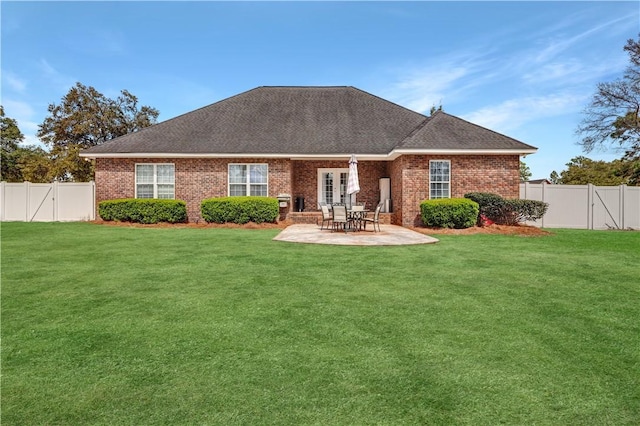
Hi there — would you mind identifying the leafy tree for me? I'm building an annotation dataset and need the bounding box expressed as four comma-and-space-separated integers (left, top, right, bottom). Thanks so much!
550, 155, 636, 186
519, 160, 532, 182
576, 35, 640, 161
1, 106, 25, 181
37, 82, 159, 181
15, 146, 52, 183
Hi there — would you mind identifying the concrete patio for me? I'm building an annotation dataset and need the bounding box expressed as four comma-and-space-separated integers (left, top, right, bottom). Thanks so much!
273, 224, 439, 246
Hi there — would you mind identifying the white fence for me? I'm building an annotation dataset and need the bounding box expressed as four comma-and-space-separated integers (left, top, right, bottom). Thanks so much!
0, 181, 95, 222
520, 183, 640, 230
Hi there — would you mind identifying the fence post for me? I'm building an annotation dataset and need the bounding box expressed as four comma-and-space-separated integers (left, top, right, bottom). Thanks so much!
91, 181, 96, 220
53, 180, 58, 222
587, 183, 595, 229
620, 184, 626, 229
24, 181, 30, 221
541, 181, 546, 228
0, 181, 5, 221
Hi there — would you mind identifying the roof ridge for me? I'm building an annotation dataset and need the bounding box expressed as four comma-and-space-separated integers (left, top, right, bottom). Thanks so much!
395, 116, 432, 149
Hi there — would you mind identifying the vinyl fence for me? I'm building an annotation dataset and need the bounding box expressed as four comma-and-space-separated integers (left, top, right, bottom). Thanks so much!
0, 181, 95, 222
520, 183, 640, 230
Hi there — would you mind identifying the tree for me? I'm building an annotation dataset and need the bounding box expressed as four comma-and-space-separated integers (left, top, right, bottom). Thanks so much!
576, 35, 640, 161
550, 155, 636, 186
1, 106, 25, 181
519, 160, 532, 182
14, 146, 52, 183
37, 82, 159, 181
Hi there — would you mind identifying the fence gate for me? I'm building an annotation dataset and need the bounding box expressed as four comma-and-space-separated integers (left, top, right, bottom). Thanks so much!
0, 181, 96, 222
520, 183, 640, 230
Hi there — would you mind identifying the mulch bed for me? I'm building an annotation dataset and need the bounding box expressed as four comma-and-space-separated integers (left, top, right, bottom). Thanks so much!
91, 220, 551, 236
412, 224, 551, 237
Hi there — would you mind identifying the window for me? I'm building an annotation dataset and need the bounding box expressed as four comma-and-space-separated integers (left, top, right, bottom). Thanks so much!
136, 164, 175, 199
229, 164, 268, 196
429, 160, 450, 199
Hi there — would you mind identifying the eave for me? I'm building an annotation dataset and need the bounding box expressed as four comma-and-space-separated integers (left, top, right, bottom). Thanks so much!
80, 147, 537, 161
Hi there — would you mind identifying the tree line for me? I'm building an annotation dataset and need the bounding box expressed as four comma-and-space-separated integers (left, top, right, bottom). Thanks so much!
2, 36, 639, 184
1, 83, 158, 182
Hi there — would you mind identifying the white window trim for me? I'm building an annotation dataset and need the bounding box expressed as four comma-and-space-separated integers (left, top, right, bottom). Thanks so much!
228, 163, 269, 196
135, 163, 175, 199
317, 168, 349, 206
429, 159, 451, 199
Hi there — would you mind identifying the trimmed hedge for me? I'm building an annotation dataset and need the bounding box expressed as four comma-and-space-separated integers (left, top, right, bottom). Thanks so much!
464, 192, 548, 225
420, 198, 479, 229
201, 196, 279, 224
99, 199, 187, 224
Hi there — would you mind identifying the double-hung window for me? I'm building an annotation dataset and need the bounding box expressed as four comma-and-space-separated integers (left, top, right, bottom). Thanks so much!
135, 164, 175, 199
429, 160, 450, 199
229, 164, 268, 196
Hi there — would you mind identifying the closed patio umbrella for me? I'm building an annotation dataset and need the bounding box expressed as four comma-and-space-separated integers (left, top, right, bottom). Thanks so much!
347, 154, 360, 207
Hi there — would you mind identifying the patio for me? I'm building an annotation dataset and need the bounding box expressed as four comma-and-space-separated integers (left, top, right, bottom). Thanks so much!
273, 224, 439, 246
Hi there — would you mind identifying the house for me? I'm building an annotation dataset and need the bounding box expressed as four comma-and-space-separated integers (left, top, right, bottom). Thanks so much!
81, 86, 537, 227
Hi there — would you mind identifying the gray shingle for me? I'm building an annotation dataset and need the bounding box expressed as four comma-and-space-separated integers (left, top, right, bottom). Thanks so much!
397, 111, 537, 151
82, 86, 536, 156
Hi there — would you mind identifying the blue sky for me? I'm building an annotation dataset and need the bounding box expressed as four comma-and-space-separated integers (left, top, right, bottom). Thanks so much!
2, 1, 638, 179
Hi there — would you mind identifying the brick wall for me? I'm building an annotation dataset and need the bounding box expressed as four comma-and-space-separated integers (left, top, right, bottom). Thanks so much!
291, 160, 388, 211
95, 158, 293, 222
96, 155, 519, 226
395, 154, 521, 227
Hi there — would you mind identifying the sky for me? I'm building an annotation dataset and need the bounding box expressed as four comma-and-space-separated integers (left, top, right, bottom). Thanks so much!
2, 1, 638, 180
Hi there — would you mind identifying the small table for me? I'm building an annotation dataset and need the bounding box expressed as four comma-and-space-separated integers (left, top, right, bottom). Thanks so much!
347, 209, 369, 231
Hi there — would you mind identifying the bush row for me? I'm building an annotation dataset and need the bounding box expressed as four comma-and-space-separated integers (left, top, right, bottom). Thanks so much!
99, 196, 279, 225
98, 199, 188, 224
420, 198, 479, 229
464, 192, 548, 226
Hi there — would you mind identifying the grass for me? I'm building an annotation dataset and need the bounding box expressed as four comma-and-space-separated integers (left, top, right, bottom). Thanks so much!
2, 222, 639, 425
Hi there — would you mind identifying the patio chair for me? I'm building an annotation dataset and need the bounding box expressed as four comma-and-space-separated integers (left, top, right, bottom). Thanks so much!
320, 204, 333, 230
362, 202, 383, 232
331, 204, 349, 232
349, 204, 366, 230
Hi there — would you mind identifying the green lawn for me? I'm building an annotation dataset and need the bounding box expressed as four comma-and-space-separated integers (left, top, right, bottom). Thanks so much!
2, 223, 639, 425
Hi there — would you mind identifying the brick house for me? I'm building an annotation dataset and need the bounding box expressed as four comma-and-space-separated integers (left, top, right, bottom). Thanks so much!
81, 86, 537, 227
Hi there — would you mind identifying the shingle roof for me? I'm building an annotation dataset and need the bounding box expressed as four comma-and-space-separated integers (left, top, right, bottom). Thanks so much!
82, 86, 536, 157
397, 111, 538, 151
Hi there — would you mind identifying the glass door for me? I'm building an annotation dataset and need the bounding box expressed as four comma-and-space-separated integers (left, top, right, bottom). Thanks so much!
318, 168, 348, 206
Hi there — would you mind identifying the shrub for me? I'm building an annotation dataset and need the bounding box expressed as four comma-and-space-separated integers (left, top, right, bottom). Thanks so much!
464, 192, 506, 225
502, 199, 549, 225
201, 196, 279, 224
464, 192, 548, 225
420, 198, 479, 229
99, 199, 187, 224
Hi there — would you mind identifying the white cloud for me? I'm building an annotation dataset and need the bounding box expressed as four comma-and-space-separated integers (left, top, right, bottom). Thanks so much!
391, 66, 468, 113
2, 99, 43, 147
462, 93, 587, 134
532, 13, 637, 64
380, 51, 498, 114
38, 58, 76, 91
2, 70, 27, 92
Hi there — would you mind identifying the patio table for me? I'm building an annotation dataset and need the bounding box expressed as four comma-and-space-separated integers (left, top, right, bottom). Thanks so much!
347, 209, 369, 231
